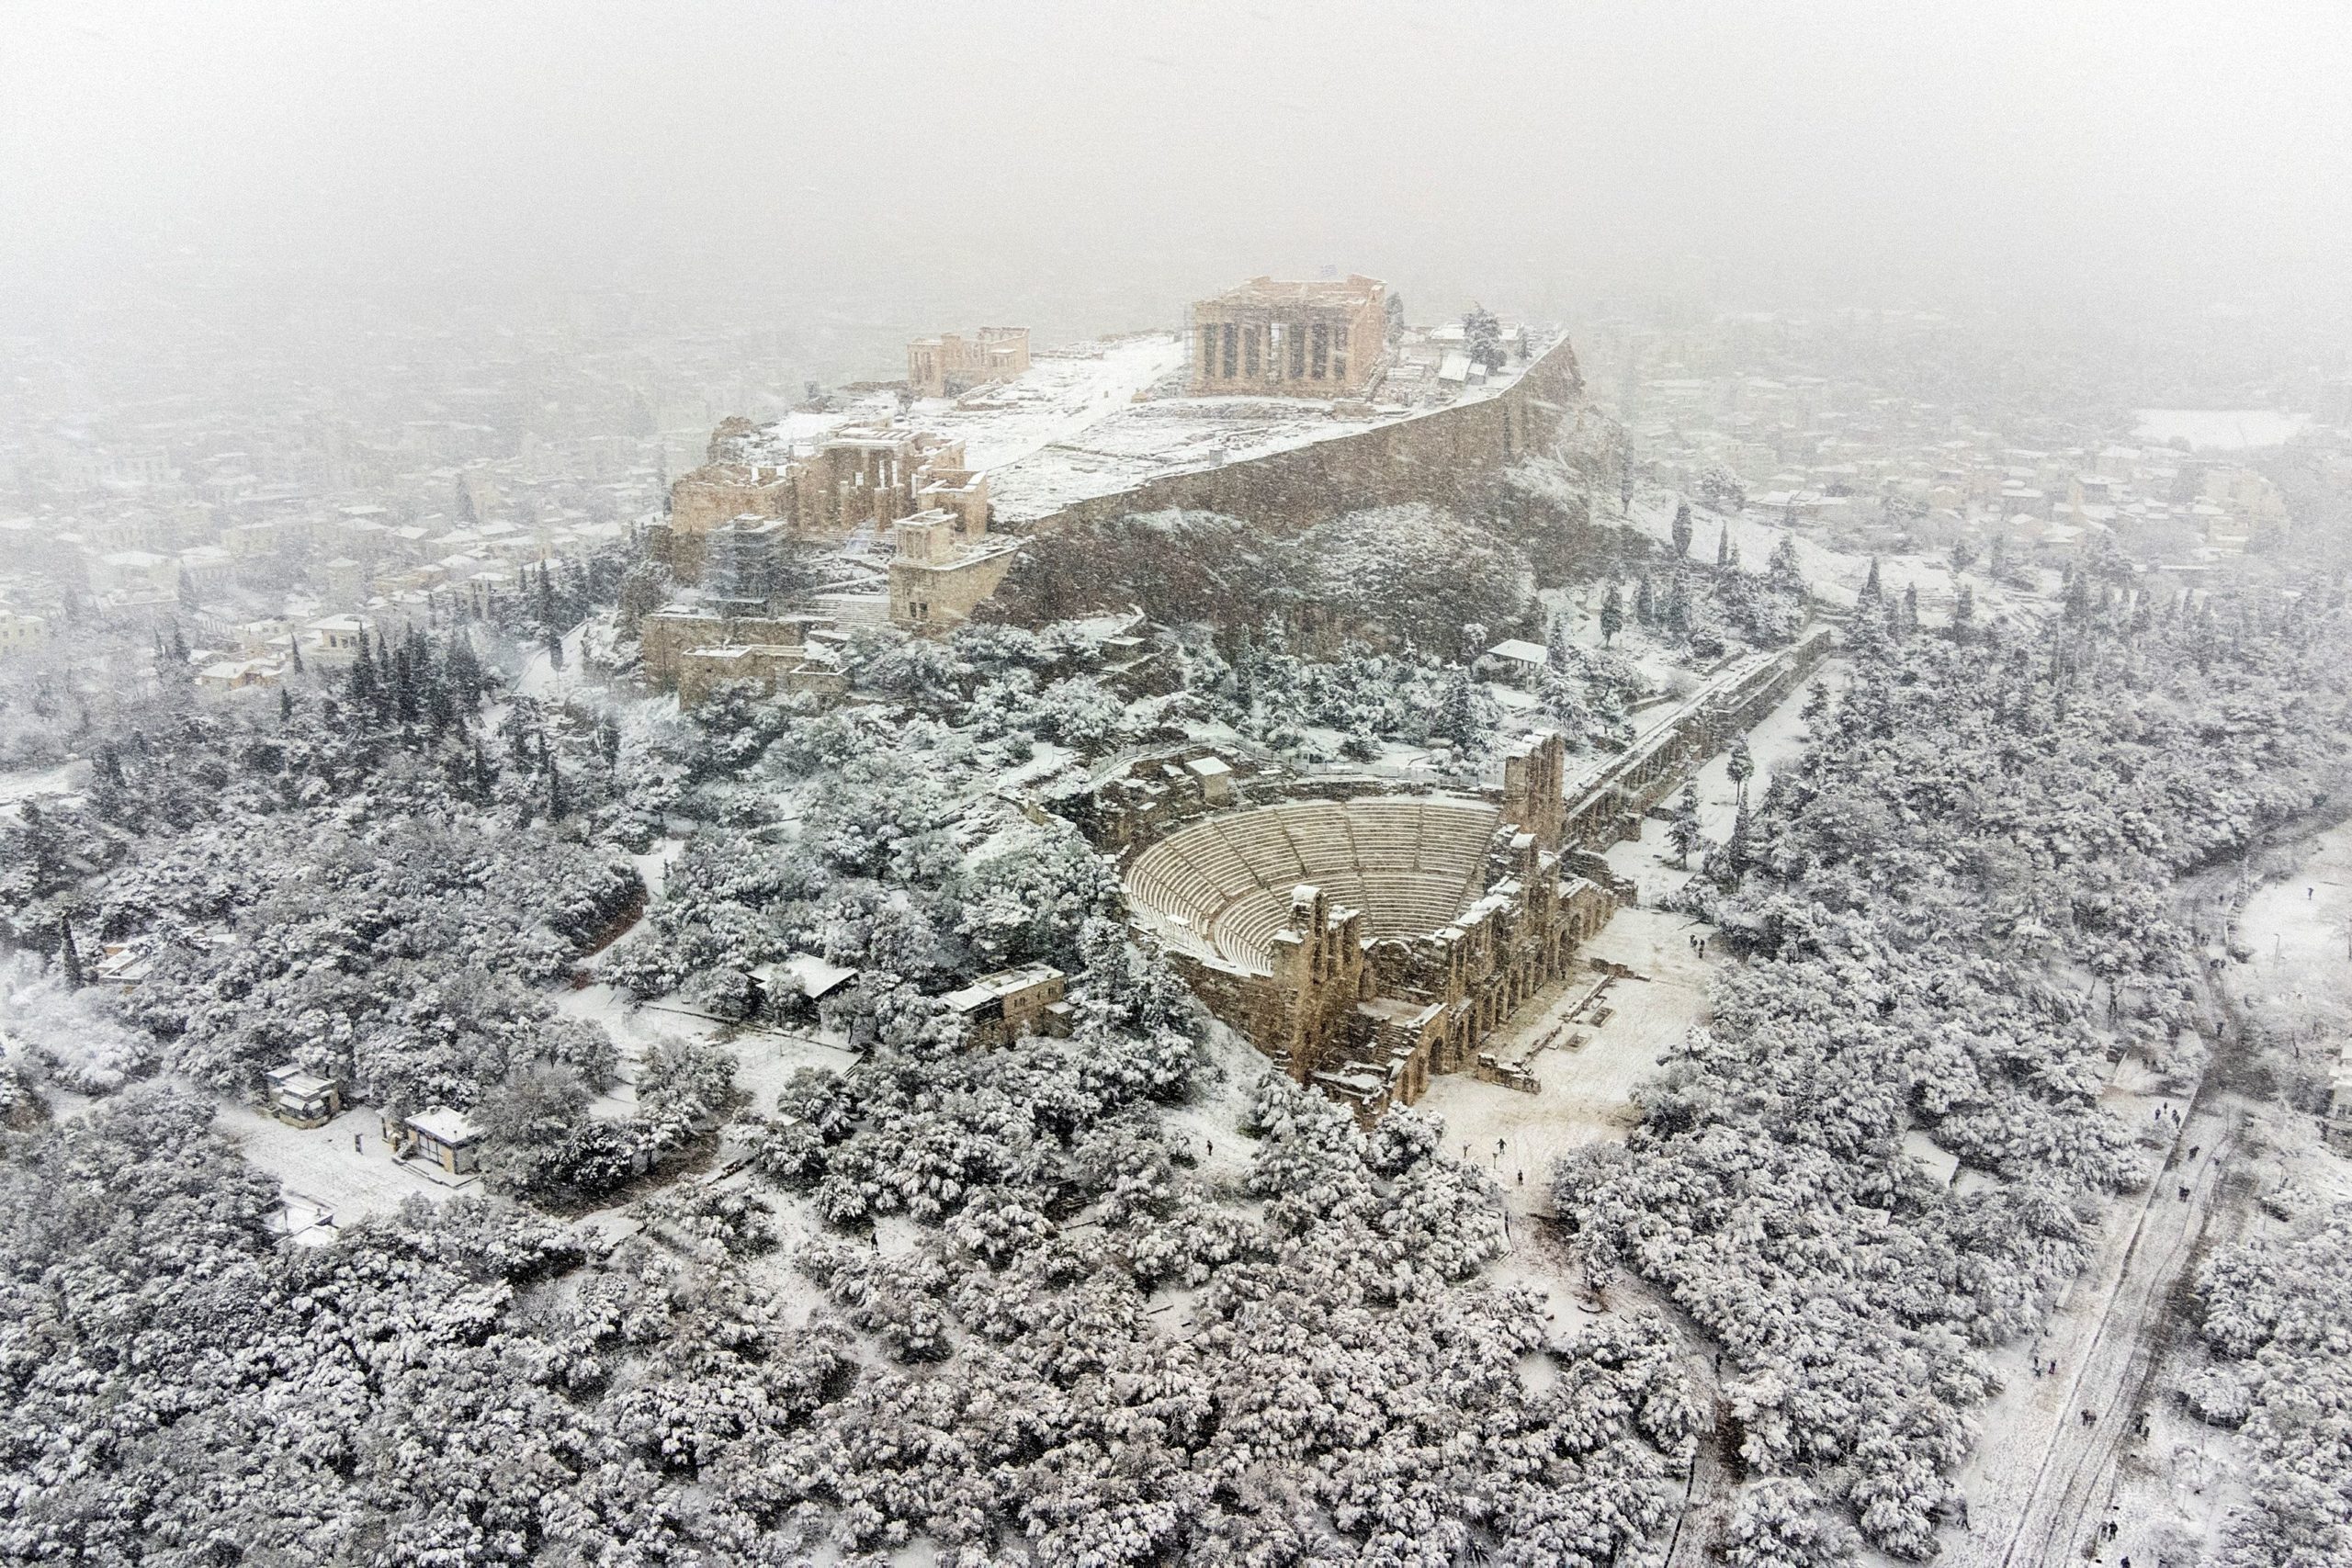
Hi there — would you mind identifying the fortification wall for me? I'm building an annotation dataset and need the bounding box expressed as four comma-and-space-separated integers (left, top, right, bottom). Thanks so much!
1020, 334, 1583, 543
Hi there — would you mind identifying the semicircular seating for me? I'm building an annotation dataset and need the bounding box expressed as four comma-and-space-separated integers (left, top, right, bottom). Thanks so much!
1125, 797, 1500, 974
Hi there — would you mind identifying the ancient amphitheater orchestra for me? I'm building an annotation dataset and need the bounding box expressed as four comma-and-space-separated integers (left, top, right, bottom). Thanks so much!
1118, 629, 1834, 1119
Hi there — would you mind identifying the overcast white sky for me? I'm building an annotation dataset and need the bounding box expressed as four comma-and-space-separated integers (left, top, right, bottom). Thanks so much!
5, 1, 2349, 342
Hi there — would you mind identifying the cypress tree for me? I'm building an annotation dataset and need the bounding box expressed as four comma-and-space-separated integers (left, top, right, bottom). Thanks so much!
1672, 500, 1693, 558
348, 631, 378, 703
446, 632, 482, 711
1600, 585, 1624, 648
390, 640, 419, 723
1668, 783, 1703, 868
59, 918, 83, 988
1723, 793, 1753, 884
546, 750, 567, 819
1437, 670, 1479, 750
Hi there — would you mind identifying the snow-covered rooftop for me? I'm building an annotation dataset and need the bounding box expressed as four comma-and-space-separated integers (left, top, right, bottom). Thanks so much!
406, 1107, 481, 1145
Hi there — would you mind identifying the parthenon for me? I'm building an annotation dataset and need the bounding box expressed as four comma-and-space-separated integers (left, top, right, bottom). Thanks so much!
1186, 275, 1390, 399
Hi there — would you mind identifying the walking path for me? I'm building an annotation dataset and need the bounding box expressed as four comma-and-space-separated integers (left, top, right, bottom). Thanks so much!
1956, 818, 2352, 1567
1951, 1100, 2233, 1567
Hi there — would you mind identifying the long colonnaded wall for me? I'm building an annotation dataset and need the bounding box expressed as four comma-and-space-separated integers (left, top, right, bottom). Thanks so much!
1559, 627, 1836, 852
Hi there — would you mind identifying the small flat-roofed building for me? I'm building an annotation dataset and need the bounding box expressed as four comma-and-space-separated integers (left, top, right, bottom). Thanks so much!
1188, 275, 1389, 400
944, 964, 1071, 1049
89, 548, 180, 598
176, 545, 236, 594
91, 941, 153, 989
265, 1063, 343, 1128
2329, 1063, 2352, 1156
305, 614, 373, 666
0, 608, 51, 659
400, 1108, 483, 1176
751, 951, 861, 1019
1483, 637, 1550, 687
197, 659, 279, 694
1184, 754, 1236, 806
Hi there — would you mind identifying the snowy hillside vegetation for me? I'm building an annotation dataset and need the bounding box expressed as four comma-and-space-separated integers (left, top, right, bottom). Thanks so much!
1558, 585, 2352, 1556
2186, 1202, 2352, 1564
0, 579, 1738, 1562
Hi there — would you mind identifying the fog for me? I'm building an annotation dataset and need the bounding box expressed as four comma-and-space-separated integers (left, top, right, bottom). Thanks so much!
6, 0, 2351, 347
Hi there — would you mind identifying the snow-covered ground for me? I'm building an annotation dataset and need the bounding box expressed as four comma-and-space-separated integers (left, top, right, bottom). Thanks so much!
716, 1022, 862, 1119
512, 622, 590, 703
1948, 822, 2352, 1566
1159, 1022, 1277, 1194
1603, 649, 1835, 905
0, 760, 83, 813
1419, 906, 1715, 1205
215, 1097, 479, 1232
984, 333, 1566, 526
919, 334, 1189, 471
2234, 827, 2352, 1083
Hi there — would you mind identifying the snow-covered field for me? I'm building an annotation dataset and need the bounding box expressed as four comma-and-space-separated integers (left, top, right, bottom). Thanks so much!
215, 1097, 479, 1230
1611, 485, 2042, 625
2132, 408, 2308, 451
1419, 905, 1714, 1203
0, 760, 83, 810
922, 333, 1189, 471
1946, 822, 2352, 1566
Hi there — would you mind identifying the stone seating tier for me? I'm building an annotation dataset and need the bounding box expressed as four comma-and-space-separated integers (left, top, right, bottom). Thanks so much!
1125, 797, 1501, 974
